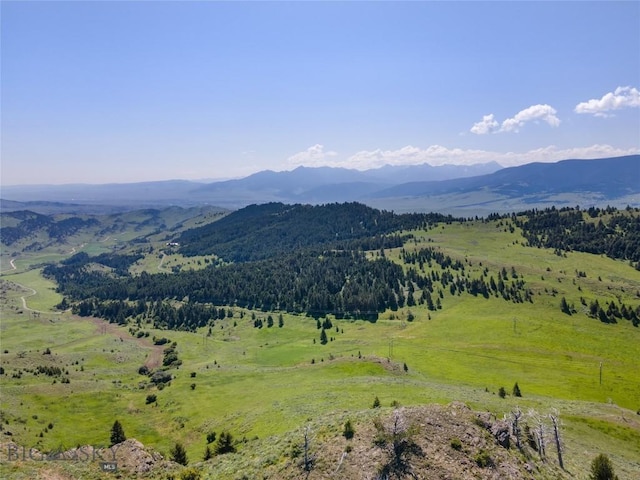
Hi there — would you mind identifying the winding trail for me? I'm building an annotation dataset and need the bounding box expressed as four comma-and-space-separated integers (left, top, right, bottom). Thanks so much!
10, 280, 62, 315
6, 277, 162, 367
0, 257, 19, 274
157, 253, 168, 272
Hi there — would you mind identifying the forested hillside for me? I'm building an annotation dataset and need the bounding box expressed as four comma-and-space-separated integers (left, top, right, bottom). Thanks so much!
177, 202, 454, 261
41, 203, 639, 329
515, 206, 640, 268
0, 210, 100, 245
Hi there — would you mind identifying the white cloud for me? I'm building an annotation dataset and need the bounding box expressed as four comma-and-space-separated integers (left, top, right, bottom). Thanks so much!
281, 143, 639, 172
286, 144, 338, 168
574, 86, 640, 117
341, 144, 639, 170
470, 114, 499, 135
346, 145, 495, 169
470, 104, 560, 134
500, 104, 560, 132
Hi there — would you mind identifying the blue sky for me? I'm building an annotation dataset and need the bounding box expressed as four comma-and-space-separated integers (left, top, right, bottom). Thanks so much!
2, 1, 639, 185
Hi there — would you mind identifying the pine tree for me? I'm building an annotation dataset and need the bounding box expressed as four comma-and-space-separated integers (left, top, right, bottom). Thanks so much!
372, 396, 381, 408
170, 442, 188, 465
343, 420, 355, 440
589, 453, 618, 480
203, 445, 213, 461
513, 382, 522, 397
110, 420, 126, 446
214, 431, 236, 455
560, 297, 572, 315
320, 328, 328, 345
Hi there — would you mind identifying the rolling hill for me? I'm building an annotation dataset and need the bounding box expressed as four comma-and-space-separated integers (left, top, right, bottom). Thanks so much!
373, 155, 640, 198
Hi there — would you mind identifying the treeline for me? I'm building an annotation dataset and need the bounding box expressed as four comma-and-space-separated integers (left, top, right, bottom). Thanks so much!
515, 206, 640, 269
177, 202, 457, 262
73, 297, 224, 331
48, 250, 407, 323
562, 296, 640, 327
46, 246, 532, 330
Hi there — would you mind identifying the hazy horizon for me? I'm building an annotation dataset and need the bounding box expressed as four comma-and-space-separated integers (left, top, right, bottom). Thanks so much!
2, 1, 639, 186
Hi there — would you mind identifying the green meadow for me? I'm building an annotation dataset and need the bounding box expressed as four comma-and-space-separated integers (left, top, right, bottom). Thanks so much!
1, 219, 639, 478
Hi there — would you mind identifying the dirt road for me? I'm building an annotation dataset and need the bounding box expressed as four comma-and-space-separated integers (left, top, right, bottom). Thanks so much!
90, 317, 164, 369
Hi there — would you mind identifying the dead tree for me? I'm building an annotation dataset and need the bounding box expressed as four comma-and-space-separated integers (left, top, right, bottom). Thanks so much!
302, 425, 314, 473
528, 409, 546, 461
374, 410, 421, 480
511, 407, 522, 450
549, 410, 564, 470
536, 420, 546, 461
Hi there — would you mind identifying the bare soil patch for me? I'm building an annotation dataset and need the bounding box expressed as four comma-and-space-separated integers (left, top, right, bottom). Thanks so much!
88, 316, 163, 369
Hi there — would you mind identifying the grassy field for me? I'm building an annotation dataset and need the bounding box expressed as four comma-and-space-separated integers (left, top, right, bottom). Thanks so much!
1, 218, 639, 478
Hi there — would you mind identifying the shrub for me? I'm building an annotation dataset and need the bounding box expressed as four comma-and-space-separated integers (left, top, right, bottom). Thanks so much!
290, 443, 302, 459
150, 371, 172, 385
343, 420, 355, 440
474, 449, 493, 468
450, 438, 462, 451
138, 365, 150, 375
179, 468, 201, 480
498, 386, 506, 398
145, 394, 157, 404
206, 431, 216, 444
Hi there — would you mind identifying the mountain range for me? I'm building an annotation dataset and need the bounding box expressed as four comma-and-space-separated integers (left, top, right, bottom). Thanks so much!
1, 155, 638, 215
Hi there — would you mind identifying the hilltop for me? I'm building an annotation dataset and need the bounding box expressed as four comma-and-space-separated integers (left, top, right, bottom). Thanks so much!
1, 403, 575, 479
